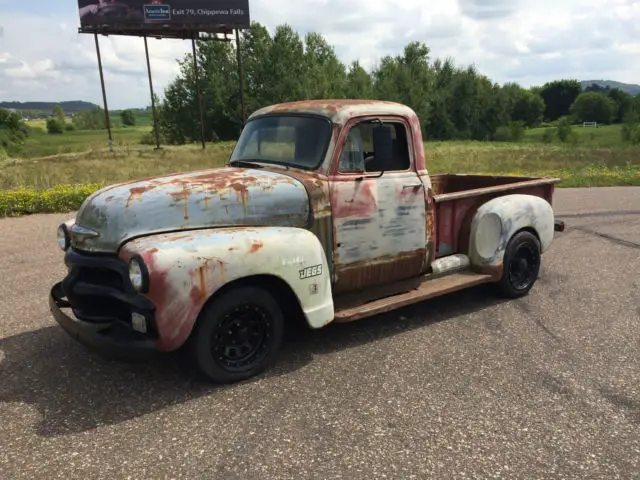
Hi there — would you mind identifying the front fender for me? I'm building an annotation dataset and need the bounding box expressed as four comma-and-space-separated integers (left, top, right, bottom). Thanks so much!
119, 227, 334, 351
468, 194, 555, 272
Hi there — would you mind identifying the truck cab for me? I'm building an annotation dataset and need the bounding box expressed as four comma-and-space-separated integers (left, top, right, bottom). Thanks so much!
50, 99, 562, 383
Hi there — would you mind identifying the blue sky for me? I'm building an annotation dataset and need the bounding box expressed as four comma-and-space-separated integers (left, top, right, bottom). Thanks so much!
0, 0, 639, 109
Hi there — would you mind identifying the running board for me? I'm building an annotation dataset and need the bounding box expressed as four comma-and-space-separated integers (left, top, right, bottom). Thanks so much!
333, 271, 494, 323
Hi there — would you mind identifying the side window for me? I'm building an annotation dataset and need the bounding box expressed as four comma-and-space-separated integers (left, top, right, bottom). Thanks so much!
338, 124, 366, 173
338, 120, 411, 173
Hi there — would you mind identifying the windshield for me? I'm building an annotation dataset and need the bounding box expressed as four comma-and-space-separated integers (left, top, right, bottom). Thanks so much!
230, 115, 332, 170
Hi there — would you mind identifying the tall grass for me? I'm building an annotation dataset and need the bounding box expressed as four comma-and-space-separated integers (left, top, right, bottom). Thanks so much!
1, 140, 638, 191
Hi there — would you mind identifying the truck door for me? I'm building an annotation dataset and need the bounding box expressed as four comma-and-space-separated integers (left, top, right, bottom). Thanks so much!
329, 117, 427, 295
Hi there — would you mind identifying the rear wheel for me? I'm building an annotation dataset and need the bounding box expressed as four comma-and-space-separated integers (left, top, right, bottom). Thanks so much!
495, 230, 541, 298
190, 286, 284, 384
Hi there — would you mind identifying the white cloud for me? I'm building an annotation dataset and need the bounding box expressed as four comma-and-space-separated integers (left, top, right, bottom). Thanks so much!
0, 0, 639, 109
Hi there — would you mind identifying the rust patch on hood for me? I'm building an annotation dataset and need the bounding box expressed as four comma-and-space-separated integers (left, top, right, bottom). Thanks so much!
231, 182, 250, 206
126, 185, 156, 208
169, 184, 190, 220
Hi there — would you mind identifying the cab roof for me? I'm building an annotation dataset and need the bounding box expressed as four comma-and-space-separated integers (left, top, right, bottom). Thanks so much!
248, 99, 418, 126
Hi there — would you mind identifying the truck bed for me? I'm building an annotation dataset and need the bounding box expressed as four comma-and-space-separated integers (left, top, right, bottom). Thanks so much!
430, 174, 560, 258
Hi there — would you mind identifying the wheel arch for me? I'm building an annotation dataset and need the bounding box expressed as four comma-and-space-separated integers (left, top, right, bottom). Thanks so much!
192, 273, 308, 336
467, 193, 554, 277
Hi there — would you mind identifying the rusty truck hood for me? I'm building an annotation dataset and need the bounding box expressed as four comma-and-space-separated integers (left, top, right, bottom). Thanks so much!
71, 167, 312, 253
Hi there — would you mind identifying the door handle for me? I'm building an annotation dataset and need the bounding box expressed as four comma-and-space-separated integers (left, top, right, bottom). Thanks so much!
403, 183, 423, 189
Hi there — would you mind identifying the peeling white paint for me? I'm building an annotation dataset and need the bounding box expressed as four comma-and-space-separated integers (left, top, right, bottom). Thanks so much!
468, 194, 555, 268
120, 226, 335, 350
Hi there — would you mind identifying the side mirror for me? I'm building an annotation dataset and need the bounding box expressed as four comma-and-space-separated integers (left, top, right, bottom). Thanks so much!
372, 124, 394, 170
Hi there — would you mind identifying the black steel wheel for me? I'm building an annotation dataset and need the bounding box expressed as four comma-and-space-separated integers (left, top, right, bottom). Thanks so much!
496, 230, 542, 298
190, 286, 284, 384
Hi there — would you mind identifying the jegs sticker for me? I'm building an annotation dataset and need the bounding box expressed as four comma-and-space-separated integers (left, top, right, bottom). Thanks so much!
299, 264, 322, 280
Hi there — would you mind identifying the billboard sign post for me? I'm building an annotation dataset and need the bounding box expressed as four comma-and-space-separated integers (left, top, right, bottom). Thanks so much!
93, 33, 114, 152
77, 0, 251, 151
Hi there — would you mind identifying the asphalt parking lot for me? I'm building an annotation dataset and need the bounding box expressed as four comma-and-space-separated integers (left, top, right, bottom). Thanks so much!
1, 187, 639, 479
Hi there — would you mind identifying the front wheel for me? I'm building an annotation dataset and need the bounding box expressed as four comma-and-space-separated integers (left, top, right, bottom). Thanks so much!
495, 230, 541, 298
190, 286, 284, 384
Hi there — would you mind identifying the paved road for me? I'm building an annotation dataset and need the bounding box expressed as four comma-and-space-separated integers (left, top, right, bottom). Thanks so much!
1, 187, 639, 480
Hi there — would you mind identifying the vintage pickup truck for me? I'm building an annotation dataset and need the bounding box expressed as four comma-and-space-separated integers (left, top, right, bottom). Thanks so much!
50, 99, 565, 383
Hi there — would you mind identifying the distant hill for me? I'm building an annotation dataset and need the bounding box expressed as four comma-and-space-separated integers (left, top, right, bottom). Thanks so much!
580, 80, 640, 96
0, 101, 100, 114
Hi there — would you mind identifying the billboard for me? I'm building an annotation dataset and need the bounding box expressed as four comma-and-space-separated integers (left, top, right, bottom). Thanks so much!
78, 0, 250, 34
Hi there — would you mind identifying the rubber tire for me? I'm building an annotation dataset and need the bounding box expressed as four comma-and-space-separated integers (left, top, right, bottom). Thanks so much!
495, 230, 541, 298
189, 286, 284, 384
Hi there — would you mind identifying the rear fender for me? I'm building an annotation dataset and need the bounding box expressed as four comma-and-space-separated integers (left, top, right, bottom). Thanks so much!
467, 194, 554, 275
119, 226, 334, 351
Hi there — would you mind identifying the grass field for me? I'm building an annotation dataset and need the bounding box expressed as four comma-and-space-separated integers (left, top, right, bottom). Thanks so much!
19, 126, 150, 158
22, 111, 155, 158
2, 122, 640, 191
522, 123, 628, 147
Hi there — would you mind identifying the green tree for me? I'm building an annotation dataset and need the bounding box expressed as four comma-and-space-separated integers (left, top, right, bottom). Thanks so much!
502, 84, 545, 127
606, 88, 633, 123
52, 105, 66, 123
198, 36, 243, 141
345, 61, 373, 99
569, 92, 616, 124
120, 109, 136, 126
240, 22, 275, 114
264, 24, 307, 103
0, 108, 30, 155
158, 21, 607, 146
160, 57, 199, 144
303, 32, 347, 99
424, 58, 456, 139
539, 79, 582, 121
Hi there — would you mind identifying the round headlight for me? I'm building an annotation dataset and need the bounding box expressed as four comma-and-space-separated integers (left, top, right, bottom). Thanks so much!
57, 224, 70, 251
128, 255, 149, 293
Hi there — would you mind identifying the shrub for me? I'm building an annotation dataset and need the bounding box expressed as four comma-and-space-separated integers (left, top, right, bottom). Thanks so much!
140, 131, 157, 145
621, 112, 640, 145
46, 118, 65, 134
567, 130, 581, 146
0, 183, 103, 217
139, 129, 164, 146
493, 121, 525, 142
556, 117, 573, 142
621, 123, 640, 145
121, 109, 136, 126
542, 128, 555, 143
